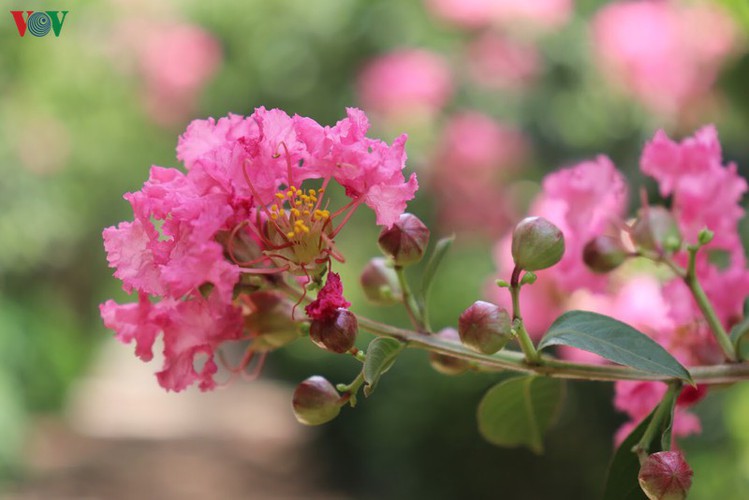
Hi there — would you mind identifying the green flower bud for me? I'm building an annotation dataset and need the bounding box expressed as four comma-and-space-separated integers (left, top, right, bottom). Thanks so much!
309, 309, 358, 353
360, 257, 401, 305
638, 451, 693, 500
583, 235, 628, 273
292, 376, 342, 426
631, 206, 681, 253
429, 328, 470, 375
511, 216, 565, 271
697, 228, 714, 246
458, 301, 512, 354
243, 292, 302, 352
378, 213, 430, 266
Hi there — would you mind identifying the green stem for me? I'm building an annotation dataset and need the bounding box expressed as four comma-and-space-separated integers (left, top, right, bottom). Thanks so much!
632, 381, 681, 462
395, 265, 426, 332
683, 247, 737, 362
356, 315, 749, 384
277, 272, 749, 384
337, 371, 365, 408
510, 266, 541, 364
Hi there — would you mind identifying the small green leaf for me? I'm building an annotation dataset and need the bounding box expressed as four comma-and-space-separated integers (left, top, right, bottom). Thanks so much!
730, 316, 749, 355
420, 235, 455, 300
602, 410, 659, 500
363, 337, 404, 396
538, 311, 692, 383
477, 375, 565, 454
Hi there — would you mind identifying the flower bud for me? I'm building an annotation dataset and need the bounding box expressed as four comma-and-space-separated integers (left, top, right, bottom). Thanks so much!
429, 328, 470, 375
631, 206, 681, 253
292, 376, 342, 425
378, 213, 430, 266
511, 216, 565, 271
458, 301, 512, 354
243, 292, 302, 352
583, 235, 628, 273
360, 257, 401, 305
309, 309, 358, 353
638, 451, 693, 500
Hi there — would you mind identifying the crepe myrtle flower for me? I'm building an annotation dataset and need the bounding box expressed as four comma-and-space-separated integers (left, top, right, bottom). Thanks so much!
101, 107, 417, 392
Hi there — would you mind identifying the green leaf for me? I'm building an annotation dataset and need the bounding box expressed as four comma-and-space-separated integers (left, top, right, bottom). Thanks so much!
363, 337, 404, 396
477, 375, 565, 454
602, 410, 658, 500
729, 316, 749, 355
538, 311, 692, 383
420, 235, 455, 299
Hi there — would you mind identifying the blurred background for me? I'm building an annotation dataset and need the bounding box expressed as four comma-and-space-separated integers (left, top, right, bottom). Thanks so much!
2, 0, 749, 498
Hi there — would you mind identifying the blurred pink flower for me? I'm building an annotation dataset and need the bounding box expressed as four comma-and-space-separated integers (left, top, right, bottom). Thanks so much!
466, 32, 541, 90
641, 125, 747, 258
437, 111, 529, 174
425, 0, 572, 30
613, 381, 703, 446
592, 1, 737, 116
114, 20, 222, 125
492, 0, 572, 30
357, 49, 453, 121
431, 112, 529, 238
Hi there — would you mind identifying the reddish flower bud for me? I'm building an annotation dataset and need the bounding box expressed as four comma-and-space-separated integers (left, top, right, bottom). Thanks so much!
378, 213, 430, 266
243, 292, 302, 352
360, 257, 401, 305
638, 451, 694, 500
583, 235, 628, 273
429, 328, 470, 375
292, 376, 342, 426
458, 301, 512, 354
511, 216, 565, 271
309, 309, 358, 353
631, 206, 682, 253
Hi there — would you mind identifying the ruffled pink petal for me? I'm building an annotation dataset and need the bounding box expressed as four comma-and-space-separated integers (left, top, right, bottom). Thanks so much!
305, 273, 351, 321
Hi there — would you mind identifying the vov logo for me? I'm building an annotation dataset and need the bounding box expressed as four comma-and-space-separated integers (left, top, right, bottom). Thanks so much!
10, 11, 69, 37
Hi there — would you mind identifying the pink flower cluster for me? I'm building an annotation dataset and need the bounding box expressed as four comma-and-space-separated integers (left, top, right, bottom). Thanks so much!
490, 125, 749, 442
113, 20, 222, 126
356, 49, 454, 122
101, 107, 417, 391
425, 0, 572, 31
592, 0, 737, 116
431, 111, 529, 238
465, 32, 541, 91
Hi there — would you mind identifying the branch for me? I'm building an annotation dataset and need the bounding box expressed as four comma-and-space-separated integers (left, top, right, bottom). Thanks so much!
357, 316, 749, 384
